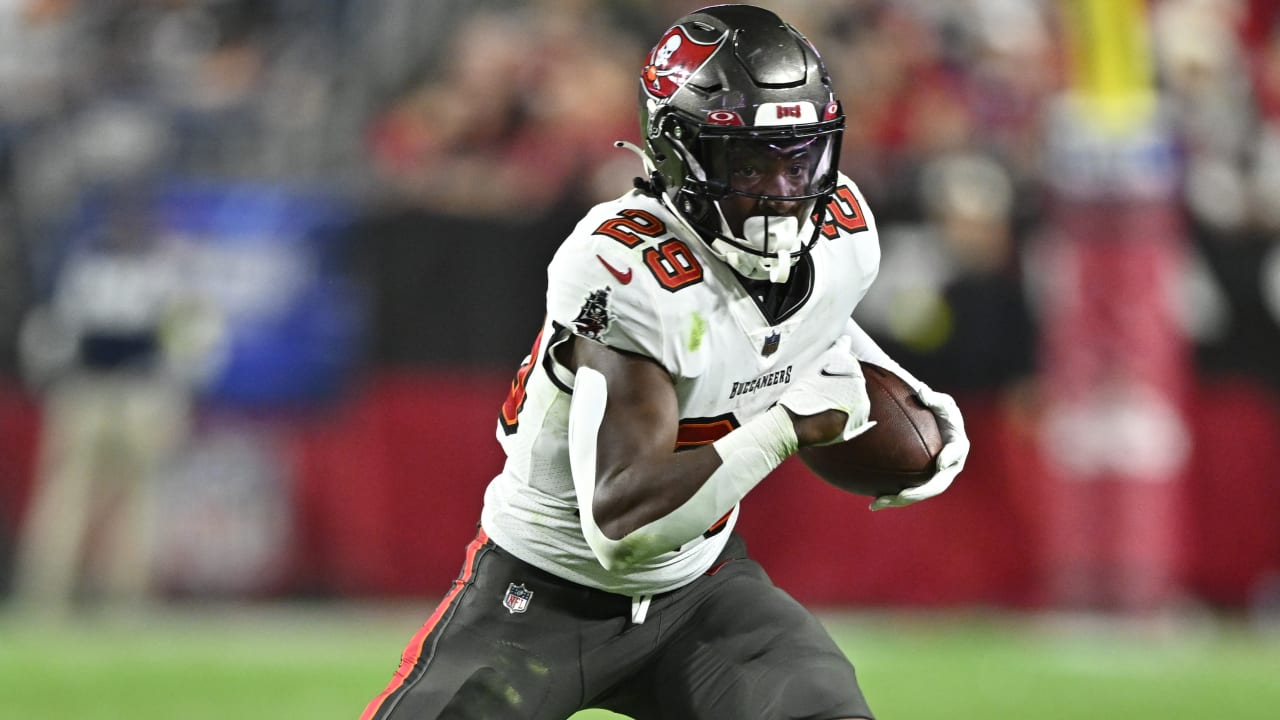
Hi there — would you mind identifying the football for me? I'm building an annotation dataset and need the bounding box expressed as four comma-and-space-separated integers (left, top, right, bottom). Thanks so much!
797, 362, 943, 497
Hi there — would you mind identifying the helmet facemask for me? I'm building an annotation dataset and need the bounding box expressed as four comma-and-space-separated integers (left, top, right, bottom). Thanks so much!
661, 117, 844, 283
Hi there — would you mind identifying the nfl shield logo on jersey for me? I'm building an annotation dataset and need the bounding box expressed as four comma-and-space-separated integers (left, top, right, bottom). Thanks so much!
761, 331, 781, 357
503, 582, 533, 614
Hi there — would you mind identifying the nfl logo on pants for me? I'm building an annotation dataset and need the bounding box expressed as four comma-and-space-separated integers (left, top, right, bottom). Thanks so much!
503, 583, 533, 614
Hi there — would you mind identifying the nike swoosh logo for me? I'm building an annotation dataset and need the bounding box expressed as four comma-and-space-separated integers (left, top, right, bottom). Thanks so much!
596, 255, 633, 285
819, 369, 854, 377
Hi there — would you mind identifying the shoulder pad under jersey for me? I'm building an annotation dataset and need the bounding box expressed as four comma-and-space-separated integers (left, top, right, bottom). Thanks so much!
547, 190, 692, 367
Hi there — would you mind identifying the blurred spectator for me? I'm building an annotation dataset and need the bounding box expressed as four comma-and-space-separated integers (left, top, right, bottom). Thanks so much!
12, 189, 222, 611
856, 150, 1036, 392
1151, 0, 1280, 391
355, 3, 642, 368
366, 6, 639, 215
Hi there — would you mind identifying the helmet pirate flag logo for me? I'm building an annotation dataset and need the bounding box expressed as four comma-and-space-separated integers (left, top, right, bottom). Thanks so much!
642, 27, 725, 99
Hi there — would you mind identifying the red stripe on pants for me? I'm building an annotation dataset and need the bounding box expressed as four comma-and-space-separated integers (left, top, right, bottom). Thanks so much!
359, 528, 489, 720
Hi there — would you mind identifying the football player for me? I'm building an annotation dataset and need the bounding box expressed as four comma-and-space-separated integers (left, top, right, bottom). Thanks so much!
362, 5, 969, 719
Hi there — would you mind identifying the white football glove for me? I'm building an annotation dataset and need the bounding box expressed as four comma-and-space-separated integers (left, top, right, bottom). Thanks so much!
870, 387, 969, 510
777, 335, 875, 445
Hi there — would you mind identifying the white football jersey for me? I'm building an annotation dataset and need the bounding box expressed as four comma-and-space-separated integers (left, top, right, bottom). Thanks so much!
481, 173, 880, 596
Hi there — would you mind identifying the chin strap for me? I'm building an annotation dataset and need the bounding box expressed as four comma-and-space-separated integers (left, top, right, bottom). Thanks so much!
614, 140, 660, 189
614, 139, 650, 167
770, 251, 790, 283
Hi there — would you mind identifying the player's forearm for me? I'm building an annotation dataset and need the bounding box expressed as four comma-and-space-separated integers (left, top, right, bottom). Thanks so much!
593, 404, 797, 536
589, 446, 723, 541
570, 367, 796, 571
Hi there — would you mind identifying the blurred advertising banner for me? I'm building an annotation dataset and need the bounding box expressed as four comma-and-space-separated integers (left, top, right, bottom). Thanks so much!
1038, 0, 1191, 611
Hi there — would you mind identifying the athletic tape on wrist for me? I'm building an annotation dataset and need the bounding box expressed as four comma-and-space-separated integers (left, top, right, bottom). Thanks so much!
710, 404, 798, 476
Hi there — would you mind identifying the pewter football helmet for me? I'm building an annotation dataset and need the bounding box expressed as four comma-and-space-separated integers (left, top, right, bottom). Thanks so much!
638, 4, 844, 282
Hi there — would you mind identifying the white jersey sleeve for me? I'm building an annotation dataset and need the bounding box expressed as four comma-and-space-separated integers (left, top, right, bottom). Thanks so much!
546, 205, 666, 365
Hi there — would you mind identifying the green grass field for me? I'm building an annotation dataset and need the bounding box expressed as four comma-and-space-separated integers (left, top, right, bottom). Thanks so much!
2, 603, 1277, 719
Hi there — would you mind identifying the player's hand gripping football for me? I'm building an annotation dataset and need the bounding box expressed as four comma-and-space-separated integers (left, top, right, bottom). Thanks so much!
869, 387, 969, 511
778, 335, 876, 446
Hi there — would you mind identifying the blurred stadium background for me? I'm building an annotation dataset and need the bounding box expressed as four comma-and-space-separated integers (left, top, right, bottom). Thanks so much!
1, 0, 1280, 717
